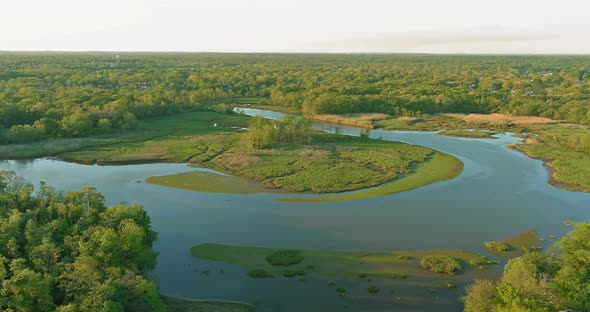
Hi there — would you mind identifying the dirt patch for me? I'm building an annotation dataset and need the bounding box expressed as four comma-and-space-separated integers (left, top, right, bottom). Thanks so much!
443, 113, 560, 125
311, 113, 391, 128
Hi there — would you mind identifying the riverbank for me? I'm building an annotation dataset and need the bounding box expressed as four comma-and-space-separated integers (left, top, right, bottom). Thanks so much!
436, 130, 497, 139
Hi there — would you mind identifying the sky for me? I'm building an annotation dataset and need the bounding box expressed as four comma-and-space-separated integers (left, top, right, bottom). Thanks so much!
1, 0, 589, 53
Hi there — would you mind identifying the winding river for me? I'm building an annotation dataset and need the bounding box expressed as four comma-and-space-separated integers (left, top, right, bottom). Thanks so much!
1, 108, 589, 311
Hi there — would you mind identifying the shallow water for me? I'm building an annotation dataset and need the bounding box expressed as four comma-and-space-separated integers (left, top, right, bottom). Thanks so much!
1, 108, 589, 311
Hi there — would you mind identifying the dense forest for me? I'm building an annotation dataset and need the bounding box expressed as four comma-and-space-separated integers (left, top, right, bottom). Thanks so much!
0, 170, 164, 311
0, 52, 589, 144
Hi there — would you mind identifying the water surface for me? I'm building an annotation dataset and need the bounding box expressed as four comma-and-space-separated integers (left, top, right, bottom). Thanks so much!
1, 108, 589, 311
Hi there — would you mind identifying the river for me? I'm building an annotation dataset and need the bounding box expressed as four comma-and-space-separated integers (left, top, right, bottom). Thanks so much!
1, 108, 589, 311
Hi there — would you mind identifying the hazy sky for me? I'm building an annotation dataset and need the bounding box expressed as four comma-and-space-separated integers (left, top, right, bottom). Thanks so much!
1, 0, 589, 53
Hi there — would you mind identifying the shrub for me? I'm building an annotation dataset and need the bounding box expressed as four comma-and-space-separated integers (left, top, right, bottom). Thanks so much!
420, 256, 462, 274
283, 269, 305, 278
248, 269, 274, 278
443, 280, 456, 288
357, 273, 368, 278
484, 241, 511, 252
336, 288, 346, 296
368, 286, 380, 294
266, 250, 304, 266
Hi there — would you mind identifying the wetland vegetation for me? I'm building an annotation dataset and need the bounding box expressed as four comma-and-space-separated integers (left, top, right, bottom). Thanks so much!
1, 52, 589, 311
190, 243, 498, 292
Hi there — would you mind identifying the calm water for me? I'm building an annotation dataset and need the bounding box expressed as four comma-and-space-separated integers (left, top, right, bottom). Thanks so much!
1, 108, 589, 311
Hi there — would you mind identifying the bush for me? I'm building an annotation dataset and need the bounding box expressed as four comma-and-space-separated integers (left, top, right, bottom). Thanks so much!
248, 269, 274, 278
266, 250, 304, 266
443, 280, 456, 288
420, 256, 462, 274
283, 269, 305, 278
336, 288, 346, 296
368, 286, 380, 294
484, 241, 511, 252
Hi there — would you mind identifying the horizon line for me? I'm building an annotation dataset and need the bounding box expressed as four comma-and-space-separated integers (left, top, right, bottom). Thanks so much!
1, 50, 590, 56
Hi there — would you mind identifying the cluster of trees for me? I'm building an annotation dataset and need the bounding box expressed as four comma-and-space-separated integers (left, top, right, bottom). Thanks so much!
0, 170, 164, 311
244, 115, 311, 149
464, 221, 590, 312
1, 52, 589, 144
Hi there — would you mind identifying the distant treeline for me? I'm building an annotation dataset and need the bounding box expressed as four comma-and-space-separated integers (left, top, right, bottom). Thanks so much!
1, 52, 589, 143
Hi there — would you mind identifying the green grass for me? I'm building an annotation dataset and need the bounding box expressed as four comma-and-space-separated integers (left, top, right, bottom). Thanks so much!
512, 125, 590, 192
266, 250, 304, 266
483, 230, 542, 258
162, 296, 254, 312
145, 171, 267, 194
437, 130, 496, 139
228, 97, 262, 105
62, 110, 447, 197
59, 111, 249, 164
247, 269, 274, 278
275, 152, 463, 202
190, 243, 497, 289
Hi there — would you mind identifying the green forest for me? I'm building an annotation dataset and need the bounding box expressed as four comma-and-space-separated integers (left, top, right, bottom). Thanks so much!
1, 53, 589, 144
0, 170, 163, 311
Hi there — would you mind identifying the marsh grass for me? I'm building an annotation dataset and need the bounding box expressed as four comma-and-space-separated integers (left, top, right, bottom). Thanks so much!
145, 171, 266, 194
248, 269, 274, 278
277, 152, 463, 203
484, 230, 543, 259
57, 110, 452, 197
191, 243, 497, 290
266, 250, 304, 266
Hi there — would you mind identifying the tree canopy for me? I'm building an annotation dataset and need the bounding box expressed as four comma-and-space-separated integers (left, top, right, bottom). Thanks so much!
0, 170, 164, 311
463, 221, 590, 311
1, 53, 589, 144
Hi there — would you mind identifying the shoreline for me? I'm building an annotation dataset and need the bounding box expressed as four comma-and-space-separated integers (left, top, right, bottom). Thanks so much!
508, 144, 579, 192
